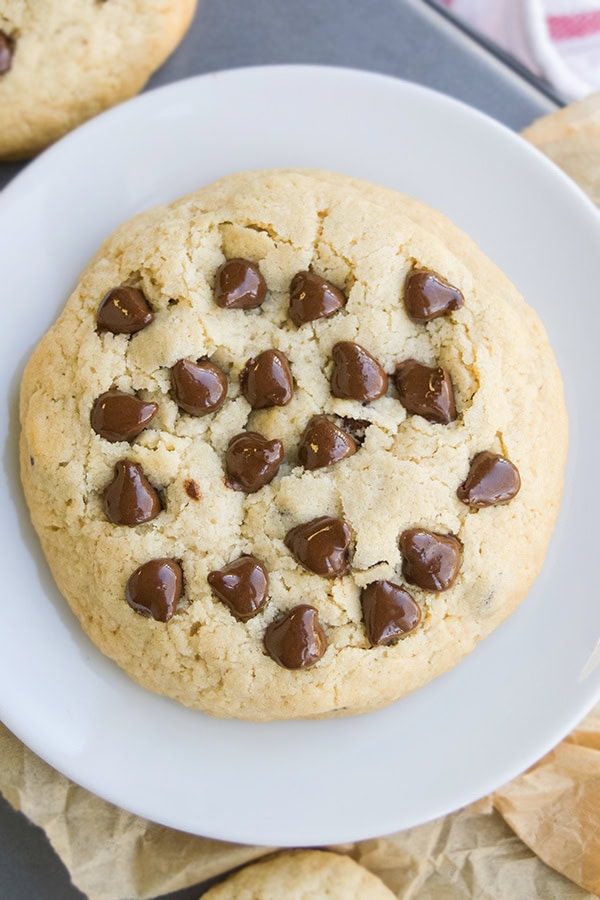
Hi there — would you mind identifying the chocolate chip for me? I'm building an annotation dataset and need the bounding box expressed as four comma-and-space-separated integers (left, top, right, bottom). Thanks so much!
208, 555, 269, 621
297, 416, 357, 470
289, 271, 346, 326
399, 529, 462, 592
0, 32, 14, 75
394, 359, 456, 424
457, 451, 521, 507
285, 516, 351, 577
171, 359, 228, 416
96, 287, 154, 334
331, 341, 388, 402
264, 605, 327, 669
361, 581, 421, 646
404, 269, 464, 323
184, 479, 201, 500
91, 391, 158, 442
126, 558, 182, 622
240, 350, 293, 408
225, 432, 284, 493
103, 460, 161, 526
214, 258, 267, 309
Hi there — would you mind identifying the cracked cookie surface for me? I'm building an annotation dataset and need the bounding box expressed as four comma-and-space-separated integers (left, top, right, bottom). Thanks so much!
0, 0, 197, 160
19, 169, 568, 720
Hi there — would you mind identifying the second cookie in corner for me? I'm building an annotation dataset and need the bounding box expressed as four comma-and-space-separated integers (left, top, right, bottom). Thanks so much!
0, 0, 197, 160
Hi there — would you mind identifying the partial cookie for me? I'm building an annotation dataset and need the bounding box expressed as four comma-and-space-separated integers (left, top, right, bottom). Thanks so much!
522, 93, 600, 207
19, 169, 568, 720
203, 850, 395, 899
0, 0, 197, 160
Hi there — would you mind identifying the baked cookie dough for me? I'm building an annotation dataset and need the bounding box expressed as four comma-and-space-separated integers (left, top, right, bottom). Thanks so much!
0, 0, 197, 160
522, 93, 600, 207
19, 169, 568, 720
203, 850, 395, 899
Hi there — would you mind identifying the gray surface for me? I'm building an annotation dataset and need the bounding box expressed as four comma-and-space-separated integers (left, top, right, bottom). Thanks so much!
0, 1, 556, 897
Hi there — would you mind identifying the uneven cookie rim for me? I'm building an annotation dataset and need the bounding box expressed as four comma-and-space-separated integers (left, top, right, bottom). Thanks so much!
1, 65, 600, 846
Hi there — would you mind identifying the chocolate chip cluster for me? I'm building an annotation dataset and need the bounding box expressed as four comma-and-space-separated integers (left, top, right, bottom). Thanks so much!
92, 260, 521, 671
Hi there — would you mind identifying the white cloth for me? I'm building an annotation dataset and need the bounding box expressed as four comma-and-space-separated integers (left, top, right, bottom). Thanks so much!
438, 0, 600, 99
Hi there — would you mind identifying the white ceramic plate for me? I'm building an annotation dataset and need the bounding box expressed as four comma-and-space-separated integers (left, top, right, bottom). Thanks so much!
1, 66, 599, 847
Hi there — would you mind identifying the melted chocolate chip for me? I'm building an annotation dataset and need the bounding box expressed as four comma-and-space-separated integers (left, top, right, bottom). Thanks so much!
285, 516, 351, 577
184, 479, 201, 500
264, 605, 327, 669
96, 287, 154, 334
103, 460, 161, 526
126, 558, 182, 622
457, 451, 521, 507
0, 32, 14, 75
297, 415, 357, 470
289, 271, 346, 326
361, 581, 421, 646
91, 391, 158, 442
214, 258, 267, 309
224, 432, 284, 493
208, 556, 269, 621
331, 341, 388, 402
171, 359, 228, 416
404, 269, 464, 323
399, 529, 462, 592
240, 350, 293, 409
394, 359, 456, 424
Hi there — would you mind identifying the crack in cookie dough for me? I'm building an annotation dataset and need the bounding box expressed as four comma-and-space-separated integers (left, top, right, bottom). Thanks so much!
20, 170, 567, 720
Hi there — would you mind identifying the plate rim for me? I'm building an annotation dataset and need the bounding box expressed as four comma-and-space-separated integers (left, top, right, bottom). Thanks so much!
2, 62, 598, 218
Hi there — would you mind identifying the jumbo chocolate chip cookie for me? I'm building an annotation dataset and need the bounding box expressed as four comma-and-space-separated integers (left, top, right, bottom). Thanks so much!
0, 0, 197, 160
19, 169, 567, 720
203, 850, 395, 899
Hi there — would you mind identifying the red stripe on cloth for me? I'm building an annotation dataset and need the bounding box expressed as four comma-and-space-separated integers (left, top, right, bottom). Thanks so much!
548, 10, 600, 40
